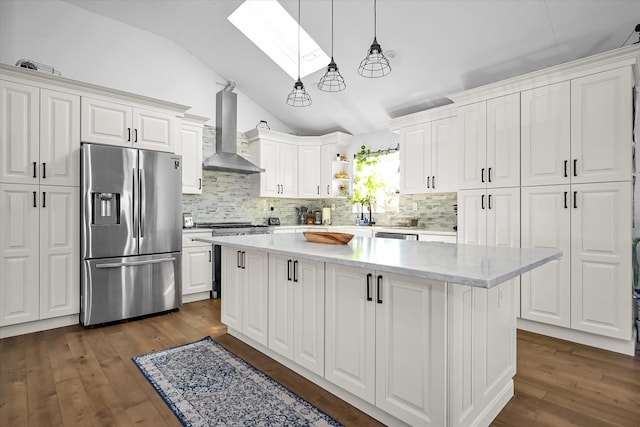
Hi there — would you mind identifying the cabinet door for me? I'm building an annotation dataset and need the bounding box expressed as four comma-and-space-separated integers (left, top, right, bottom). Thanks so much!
0, 80, 39, 185
180, 122, 203, 194
486, 187, 520, 249
399, 124, 430, 194
486, 93, 520, 188
457, 189, 487, 246
571, 181, 632, 339
0, 184, 40, 326
181, 246, 212, 295
258, 139, 280, 197
325, 263, 375, 404
221, 246, 243, 330
132, 108, 175, 152
40, 90, 80, 187
39, 186, 79, 319
268, 254, 294, 359
521, 82, 571, 186
298, 145, 321, 198
81, 97, 132, 147
375, 272, 446, 426
521, 185, 571, 327
571, 67, 633, 184
457, 102, 487, 190
243, 250, 269, 346
320, 144, 334, 197
279, 142, 298, 197
431, 117, 458, 193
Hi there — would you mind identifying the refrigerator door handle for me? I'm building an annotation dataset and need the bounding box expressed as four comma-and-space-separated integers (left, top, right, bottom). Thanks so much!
95, 257, 177, 268
132, 168, 138, 238
139, 168, 145, 238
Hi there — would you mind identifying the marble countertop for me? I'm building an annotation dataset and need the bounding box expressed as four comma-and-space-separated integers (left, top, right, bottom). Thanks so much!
194, 234, 561, 288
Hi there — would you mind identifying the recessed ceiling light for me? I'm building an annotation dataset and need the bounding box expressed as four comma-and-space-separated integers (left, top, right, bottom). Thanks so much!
228, 0, 329, 80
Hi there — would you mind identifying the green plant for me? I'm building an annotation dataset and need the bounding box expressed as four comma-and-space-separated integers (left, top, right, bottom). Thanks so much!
348, 145, 392, 211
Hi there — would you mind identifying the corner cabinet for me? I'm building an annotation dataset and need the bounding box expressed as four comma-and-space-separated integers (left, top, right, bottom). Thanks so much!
247, 131, 298, 198
81, 97, 177, 152
325, 263, 446, 426
177, 114, 207, 194
220, 246, 269, 346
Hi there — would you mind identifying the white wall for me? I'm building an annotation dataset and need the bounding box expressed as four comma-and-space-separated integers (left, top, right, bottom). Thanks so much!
0, 0, 292, 133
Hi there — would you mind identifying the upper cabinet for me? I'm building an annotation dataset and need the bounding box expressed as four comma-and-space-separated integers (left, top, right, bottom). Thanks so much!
81, 97, 176, 152
298, 144, 322, 198
249, 134, 298, 198
458, 93, 520, 190
177, 114, 207, 194
1, 81, 80, 186
389, 106, 458, 195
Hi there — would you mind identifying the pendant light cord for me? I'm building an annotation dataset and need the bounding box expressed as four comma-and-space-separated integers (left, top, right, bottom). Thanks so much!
297, 0, 301, 79
374, 0, 377, 38
331, 0, 334, 56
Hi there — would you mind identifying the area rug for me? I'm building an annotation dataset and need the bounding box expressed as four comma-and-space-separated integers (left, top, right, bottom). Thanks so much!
132, 336, 343, 426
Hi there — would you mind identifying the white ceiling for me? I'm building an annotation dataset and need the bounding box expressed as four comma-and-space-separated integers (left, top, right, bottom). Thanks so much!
63, 0, 639, 136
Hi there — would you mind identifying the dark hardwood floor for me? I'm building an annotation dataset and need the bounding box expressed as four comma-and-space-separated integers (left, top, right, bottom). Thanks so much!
1, 299, 638, 426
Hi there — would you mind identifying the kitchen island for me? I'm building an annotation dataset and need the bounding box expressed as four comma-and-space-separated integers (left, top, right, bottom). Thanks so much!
196, 234, 561, 427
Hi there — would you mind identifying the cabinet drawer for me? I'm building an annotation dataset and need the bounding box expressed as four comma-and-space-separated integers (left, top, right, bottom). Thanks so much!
182, 231, 211, 248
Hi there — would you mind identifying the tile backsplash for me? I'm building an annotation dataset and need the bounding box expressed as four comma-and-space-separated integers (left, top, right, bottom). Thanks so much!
182, 127, 457, 231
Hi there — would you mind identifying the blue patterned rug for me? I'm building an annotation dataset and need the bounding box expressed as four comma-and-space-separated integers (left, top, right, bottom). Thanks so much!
132, 336, 343, 426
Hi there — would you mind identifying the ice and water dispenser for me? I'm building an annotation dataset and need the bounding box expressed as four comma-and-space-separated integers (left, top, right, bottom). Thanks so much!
92, 192, 120, 225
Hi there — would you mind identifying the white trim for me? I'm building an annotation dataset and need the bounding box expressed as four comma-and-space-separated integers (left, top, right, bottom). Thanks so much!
182, 292, 212, 303
0, 315, 78, 339
386, 104, 457, 131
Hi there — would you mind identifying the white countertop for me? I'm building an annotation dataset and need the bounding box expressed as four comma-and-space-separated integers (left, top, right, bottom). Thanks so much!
195, 234, 561, 288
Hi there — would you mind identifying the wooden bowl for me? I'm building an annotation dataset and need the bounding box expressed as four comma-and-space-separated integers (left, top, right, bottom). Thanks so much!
303, 231, 354, 245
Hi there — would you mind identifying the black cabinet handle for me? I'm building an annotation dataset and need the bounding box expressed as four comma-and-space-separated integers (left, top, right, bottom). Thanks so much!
208, 250, 212, 263
134, 129, 138, 143
199, 178, 202, 190
293, 260, 298, 282
376, 275, 383, 304
488, 194, 492, 210
237, 250, 241, 268
573, 191, 577, 209
426, 176, 430, 188
33, 191, 37, 207
366, 273, 373, 301
488, 167, 492, 183
287, 259, 292, 281
42, 192, 46, 208
241, 251, 246, 269
127, 127, 131, 142
481, 168, 485, 183
564, 191, 568, 209
564, 160, 568, 178
432, 176, 435, 189
573, 159, 577, 177
33, 162, 37, 178
317, 185, 320, 195
481, 194, 485, 210
42, 162, 46, 179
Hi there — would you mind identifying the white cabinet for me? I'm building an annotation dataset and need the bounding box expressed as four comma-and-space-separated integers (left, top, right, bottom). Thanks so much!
399, 116, 458, 194
177, 115, 205, 194
0, 184, 79, 325
521, 182, 632, 339
521, 67, 632, 186
325, 263, 446, 426
81, 97, 176, 152
458, 94, 520, 190
181, 232, 212, 297
320, 144, 334, 197
221, 246, 269, 346
1, 81, 80, 186
298, 145, 322, 198
249, 137, 298, 198
268, 254, 324, 376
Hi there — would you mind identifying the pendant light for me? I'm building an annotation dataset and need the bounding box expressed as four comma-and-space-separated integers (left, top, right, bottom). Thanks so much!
318, 0, 346, 92
358, 0, 391, 78
286, 0, 312, 107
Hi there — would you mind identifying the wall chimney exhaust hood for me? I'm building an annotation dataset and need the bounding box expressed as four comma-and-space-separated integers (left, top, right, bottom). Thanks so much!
203, 81, 264, 174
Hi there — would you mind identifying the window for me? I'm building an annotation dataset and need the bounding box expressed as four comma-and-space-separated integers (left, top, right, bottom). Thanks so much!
351, 148, 399, 214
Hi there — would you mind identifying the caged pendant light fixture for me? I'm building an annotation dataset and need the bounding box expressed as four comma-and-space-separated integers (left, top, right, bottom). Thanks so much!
286, 0, 312, 107
358, 0, 391, 78
318, 0, 346, 92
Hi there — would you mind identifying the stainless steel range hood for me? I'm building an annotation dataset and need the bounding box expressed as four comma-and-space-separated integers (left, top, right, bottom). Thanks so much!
202, 82, 264, 174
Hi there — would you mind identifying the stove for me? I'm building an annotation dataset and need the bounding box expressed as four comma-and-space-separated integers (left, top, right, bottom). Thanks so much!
191, 222, 273, 298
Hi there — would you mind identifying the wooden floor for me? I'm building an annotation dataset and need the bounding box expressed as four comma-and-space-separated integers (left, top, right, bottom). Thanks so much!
1, 299, 638, 427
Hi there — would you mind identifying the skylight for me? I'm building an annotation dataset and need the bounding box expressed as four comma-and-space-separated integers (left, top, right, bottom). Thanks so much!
228, 0, 329, 80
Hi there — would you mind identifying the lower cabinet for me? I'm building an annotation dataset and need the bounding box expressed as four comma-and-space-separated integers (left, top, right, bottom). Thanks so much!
221, 246, 269, 346
0, 184, 79, 326
268, 254, 324, 376
325, 263, 446, 426
181, 232, 212, 297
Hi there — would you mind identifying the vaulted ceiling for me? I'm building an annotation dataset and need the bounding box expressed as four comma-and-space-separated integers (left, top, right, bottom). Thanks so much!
64, 0, 640, 135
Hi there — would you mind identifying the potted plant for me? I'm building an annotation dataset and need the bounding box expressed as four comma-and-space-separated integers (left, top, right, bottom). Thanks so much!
348, 145, 392, 225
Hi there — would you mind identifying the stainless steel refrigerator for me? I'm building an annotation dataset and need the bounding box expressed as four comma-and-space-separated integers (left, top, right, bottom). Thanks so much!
81, 143, 182, 326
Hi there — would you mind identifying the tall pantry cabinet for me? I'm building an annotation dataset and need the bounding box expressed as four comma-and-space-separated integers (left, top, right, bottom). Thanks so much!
520, 66, 633, 341
0, 79, 80, 327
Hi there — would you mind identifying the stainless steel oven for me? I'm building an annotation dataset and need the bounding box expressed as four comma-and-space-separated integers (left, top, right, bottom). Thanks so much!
375, 231, 419, 240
